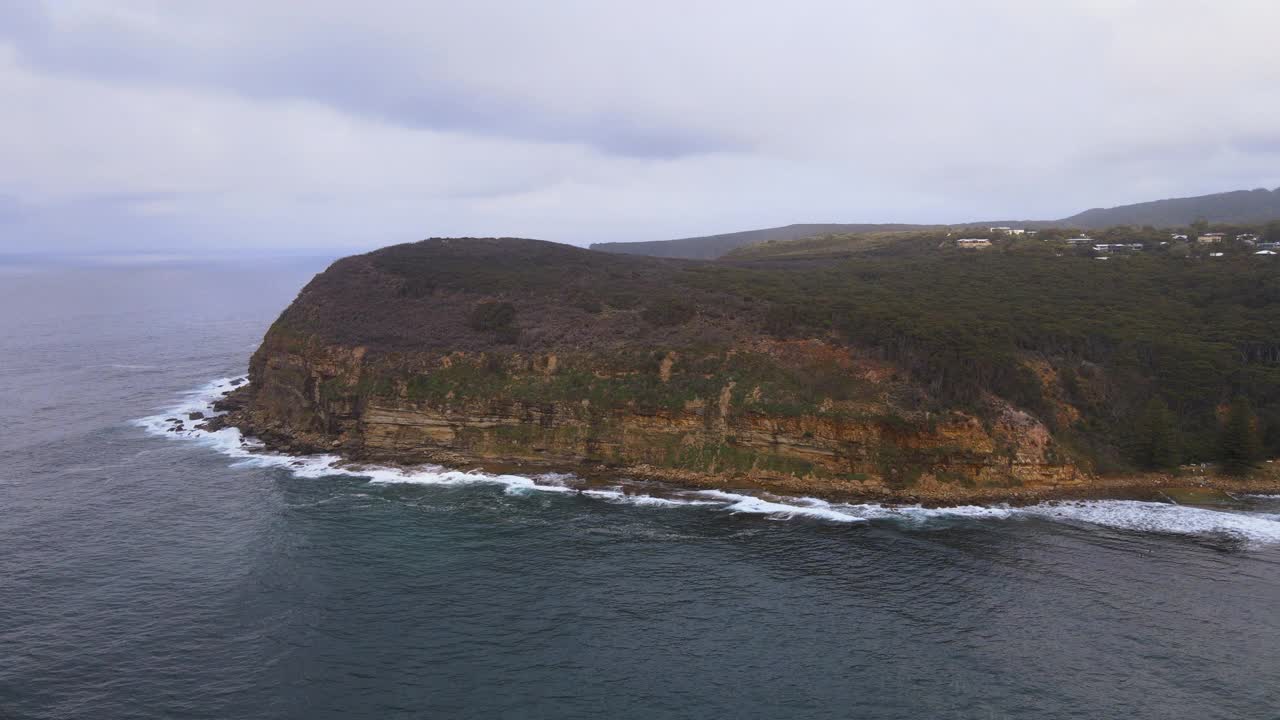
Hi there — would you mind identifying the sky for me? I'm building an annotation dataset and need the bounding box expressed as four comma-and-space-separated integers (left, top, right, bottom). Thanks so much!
2, 0, 1279, 255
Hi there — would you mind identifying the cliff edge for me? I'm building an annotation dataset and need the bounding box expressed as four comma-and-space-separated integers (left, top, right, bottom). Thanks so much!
222, 237, 1280, 503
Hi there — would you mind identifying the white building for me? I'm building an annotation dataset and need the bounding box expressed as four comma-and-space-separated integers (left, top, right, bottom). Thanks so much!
1093, 243, 1144, 254
957, 238, 992, 249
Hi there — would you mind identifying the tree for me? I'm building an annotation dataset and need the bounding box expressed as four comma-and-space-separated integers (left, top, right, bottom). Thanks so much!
1134, 397, 1180, 469
1220, 397, 1262, 476
1191, 218, 1210, 238
1263, 220, 1280, 244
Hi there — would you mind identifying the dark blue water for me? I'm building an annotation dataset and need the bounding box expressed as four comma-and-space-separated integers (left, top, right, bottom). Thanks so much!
3, 261, 1280, 719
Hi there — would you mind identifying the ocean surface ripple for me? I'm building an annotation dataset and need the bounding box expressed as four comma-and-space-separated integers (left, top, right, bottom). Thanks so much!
3, 262, 1279, 720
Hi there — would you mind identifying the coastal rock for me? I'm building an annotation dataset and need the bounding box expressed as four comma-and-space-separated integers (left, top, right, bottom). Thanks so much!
197, 416, 228, 432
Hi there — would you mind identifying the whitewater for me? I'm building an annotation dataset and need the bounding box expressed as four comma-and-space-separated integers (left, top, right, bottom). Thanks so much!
138, 376, 1280, 547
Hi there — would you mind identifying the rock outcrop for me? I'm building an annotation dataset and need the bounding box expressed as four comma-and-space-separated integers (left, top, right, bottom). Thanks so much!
228, 285, 1086, 500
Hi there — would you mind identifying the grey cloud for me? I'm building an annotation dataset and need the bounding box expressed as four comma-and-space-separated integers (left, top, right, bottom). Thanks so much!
0, 4, 740, 160
1, 1, 1279, 255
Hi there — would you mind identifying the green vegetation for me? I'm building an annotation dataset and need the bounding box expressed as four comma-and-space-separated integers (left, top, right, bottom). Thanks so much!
641, 298, 696, 327
1132, 398, 1180, 470
468, 301, 519, 344
392, 350, 878, 420
589, 223, 935, 260
1220, 397, 1263, 476
708, 250, 1280, 470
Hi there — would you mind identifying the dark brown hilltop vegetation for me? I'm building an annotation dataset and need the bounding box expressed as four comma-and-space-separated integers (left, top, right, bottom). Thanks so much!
223, 232, 1280, 503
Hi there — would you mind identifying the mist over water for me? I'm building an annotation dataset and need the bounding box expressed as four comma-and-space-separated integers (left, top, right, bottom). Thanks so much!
3, 261, 1280, 719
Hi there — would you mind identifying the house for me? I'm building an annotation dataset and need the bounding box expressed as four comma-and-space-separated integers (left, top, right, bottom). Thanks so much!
1238, 234, 1260, 244
1255, 250, 1277, 256
1171, 233, 1188, 241
1258, 242, 1280, 250
1066, 236, 1095, 245
956, 238, 992, 249
1198, 233, 1227, 244
1209, 252, 1225, 257
988, 227, 1027, 236
1093, 243, 1144, 254
1026, 230, 1039, 237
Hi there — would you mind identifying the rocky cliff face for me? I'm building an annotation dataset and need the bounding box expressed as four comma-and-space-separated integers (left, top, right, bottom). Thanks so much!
228, 326, 1085, 500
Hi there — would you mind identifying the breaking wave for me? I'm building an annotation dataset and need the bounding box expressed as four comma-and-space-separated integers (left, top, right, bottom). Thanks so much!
1017, 500, 1280, 546
136, 377, 1280, 545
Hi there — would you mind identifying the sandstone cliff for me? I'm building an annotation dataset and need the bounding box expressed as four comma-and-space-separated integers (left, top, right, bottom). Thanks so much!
225, 238, 1094, 501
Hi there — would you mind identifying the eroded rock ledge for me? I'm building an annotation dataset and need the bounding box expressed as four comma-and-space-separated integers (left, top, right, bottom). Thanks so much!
224, 331, 1096, 503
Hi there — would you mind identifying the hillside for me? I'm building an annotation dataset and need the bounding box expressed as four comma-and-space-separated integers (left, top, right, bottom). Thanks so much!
590, 223, 934, 260
590, 187, 1280, 259
222, 237, 1280, 502
1062, 187, 1280, 228
721, 231, 943, 262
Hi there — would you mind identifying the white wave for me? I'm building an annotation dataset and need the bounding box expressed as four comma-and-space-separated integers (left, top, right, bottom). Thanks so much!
1016, 500, 1280, 546
136, 377, 1280, 543
692, 490, 868, 523
582, 488, 721, 507
831, 502, 1017, 523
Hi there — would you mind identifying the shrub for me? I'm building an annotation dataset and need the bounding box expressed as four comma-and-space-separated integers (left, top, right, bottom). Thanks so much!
641, 298, 696, 327
469, 301, 519, 343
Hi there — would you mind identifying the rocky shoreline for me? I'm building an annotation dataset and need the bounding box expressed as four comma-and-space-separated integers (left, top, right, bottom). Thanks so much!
206, 384, 1280, 508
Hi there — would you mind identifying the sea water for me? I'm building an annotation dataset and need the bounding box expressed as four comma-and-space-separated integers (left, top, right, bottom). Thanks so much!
2, 259, 1279, 719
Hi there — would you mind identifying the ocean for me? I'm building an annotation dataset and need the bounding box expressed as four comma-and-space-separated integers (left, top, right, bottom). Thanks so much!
2, 259, 1279, 719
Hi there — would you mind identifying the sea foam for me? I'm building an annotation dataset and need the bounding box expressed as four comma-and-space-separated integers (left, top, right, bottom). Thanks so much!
1015, 500, 1280, 546
136, 377, 1280, 543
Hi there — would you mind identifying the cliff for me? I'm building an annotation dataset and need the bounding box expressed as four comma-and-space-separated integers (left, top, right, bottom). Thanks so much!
221, 237, 1119, 502
223, 236, 1280, 502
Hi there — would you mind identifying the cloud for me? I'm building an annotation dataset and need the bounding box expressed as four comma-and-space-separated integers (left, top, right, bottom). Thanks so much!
0, 0, 1278, 253
0, 2, 744, 160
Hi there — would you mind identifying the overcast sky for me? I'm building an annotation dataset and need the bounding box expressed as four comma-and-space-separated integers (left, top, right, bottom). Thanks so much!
2, 0, 1278, 255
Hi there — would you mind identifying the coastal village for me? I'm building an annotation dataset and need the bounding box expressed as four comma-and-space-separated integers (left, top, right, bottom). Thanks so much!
955, 222, 1280, 258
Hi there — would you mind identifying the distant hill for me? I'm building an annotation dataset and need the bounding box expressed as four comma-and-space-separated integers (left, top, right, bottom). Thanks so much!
1062, 187, 1280, 229
591, 187, 1280, 259
589, 223, 934, 260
